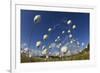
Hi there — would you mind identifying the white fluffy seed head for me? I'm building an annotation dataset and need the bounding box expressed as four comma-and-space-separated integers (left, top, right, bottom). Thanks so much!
57, 36, 60, 39
72, 25, 76, 29
61, 46, 68, 53
43, 34, 48, 40
42, 49, 48, 55
36, 41, 41, 48
48, 28, 52, 32
34, 15, 41, 24
70, 40, 73, 44
67, 29, 71, 33
69, 34, 72, 38
67, 20, 72, 24
62, 30, 65, 34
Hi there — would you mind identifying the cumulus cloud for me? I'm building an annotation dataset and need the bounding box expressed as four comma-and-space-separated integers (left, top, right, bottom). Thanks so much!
49, 43, 56, 48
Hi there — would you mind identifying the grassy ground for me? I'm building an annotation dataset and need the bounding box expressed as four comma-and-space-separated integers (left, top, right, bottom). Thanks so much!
21, 44, 90, 63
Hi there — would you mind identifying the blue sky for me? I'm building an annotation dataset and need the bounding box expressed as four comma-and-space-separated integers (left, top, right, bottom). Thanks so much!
21, 9, 89, 54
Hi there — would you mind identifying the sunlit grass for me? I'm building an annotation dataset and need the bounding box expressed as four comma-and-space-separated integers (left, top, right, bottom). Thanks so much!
21, 44, 89, 63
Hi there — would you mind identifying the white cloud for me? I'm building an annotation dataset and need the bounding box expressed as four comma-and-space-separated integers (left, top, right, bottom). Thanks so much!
65, 50, 71, 56
49, 43, 56, 48
82, 42, 85, 46
21, 43, 27, 48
